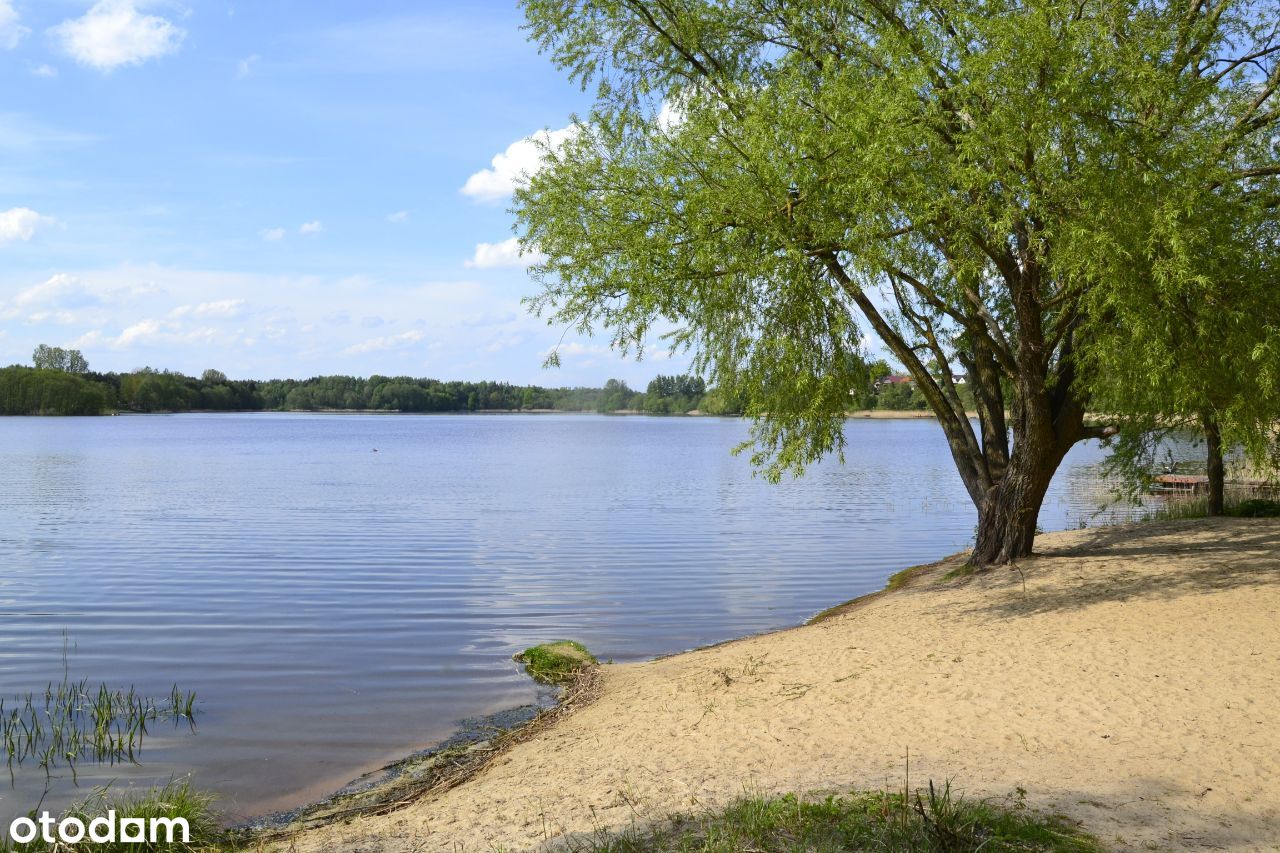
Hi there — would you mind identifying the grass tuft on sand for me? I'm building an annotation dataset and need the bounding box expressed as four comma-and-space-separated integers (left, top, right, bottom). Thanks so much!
2, 779, 224, 852
514, 640, 598, 684
572, 782, 1101, 852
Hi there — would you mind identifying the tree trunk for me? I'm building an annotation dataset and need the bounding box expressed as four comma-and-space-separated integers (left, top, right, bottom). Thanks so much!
1203, 413, 1225, 516
970, 436, 1064, 565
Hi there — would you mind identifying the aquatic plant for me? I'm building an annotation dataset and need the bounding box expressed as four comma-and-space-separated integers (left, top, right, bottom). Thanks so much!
1, 678, 197, 781
1143, 494, 1280, 522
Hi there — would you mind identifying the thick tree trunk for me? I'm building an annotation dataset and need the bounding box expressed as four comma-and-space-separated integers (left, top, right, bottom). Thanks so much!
969, 354, 1088, 566
1203, 414, 1225, 516
970, 435, 1065, 565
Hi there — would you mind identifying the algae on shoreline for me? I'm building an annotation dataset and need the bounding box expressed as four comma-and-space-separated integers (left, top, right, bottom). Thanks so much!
514, 640, 598, 684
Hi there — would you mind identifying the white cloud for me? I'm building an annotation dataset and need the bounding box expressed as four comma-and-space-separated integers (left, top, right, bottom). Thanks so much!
6, 273, 163, 320
31, 64, 59, 78
465, 237, 545, 269
13, 273, 100, 308
116, 318, 161, 345
461, 125, 576, 202
387, 210, 410, 223
554, 341, 613, 358
0, 1, 30, 50
25, 310, 80, 325
344, 329, 425, 355
484, 331, 525, 353
51, 0, 186, 72
657, 99, 686, 133
169, 299, 247, 320
299, 220, 323, 235
72, 318, 226, 350
0, 264, 571, 378
260, 227, 285, 241
0, 207, 54, 243
236, 53, 258, 78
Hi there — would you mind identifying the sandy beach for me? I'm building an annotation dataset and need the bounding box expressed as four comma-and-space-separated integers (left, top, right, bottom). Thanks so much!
291, 517, 1280, 851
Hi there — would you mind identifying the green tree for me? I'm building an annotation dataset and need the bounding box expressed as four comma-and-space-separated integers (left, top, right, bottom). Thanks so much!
698, 387, 743, 415
119, 369, 192, 412
875, 381, 926, 412
644, 373, 707, 412
32, 345, 89, 374
598, 378, 638, 412
0, 366, 114, 414
517, 0, 1280, 564
867, 361, 892, 387
1083, 181, 1280, 513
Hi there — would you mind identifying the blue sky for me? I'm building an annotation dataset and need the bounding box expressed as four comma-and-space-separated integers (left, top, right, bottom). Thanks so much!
0, 0, 691, 384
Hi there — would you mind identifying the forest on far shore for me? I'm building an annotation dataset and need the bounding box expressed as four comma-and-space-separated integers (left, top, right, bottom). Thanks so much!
1, 345, 932, 417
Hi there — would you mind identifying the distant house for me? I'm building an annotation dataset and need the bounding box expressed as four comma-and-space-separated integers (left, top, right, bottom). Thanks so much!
872, 373, 966, 389
874, 374, 914, 389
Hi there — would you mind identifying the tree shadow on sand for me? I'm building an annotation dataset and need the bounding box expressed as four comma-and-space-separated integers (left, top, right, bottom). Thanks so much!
959, 518, 1280, 620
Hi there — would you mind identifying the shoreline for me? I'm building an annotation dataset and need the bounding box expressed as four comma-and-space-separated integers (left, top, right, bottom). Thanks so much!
242, 693, 576, 838
249, 556, 967, 837
282, 517, 1280, 851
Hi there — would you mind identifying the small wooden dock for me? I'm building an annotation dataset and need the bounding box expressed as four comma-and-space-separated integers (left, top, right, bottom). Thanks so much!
1151, 474, 1277, 496
1151, 474, 1209, 494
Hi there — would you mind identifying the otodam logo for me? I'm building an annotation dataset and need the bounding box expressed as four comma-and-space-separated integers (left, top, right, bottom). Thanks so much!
7, 811, 190, 845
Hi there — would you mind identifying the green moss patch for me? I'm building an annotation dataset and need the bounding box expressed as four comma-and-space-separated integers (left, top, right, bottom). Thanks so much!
514, 640, 597, 684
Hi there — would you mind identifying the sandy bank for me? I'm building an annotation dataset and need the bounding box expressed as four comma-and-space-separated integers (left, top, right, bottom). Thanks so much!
293, 518, 1280, 851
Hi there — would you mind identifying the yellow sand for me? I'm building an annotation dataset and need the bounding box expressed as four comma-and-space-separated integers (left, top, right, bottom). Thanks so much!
293, 518, 1280, 851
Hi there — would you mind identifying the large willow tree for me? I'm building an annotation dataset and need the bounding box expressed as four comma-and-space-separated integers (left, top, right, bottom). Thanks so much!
516, 0, 1280, 564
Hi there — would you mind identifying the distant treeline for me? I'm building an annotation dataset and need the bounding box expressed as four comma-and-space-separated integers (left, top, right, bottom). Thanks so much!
0, 366, 117, 416
0, 347, 741, 417
2, 346, 957, 417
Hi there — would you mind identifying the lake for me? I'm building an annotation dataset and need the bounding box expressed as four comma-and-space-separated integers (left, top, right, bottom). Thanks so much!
0, 413, 1151, 824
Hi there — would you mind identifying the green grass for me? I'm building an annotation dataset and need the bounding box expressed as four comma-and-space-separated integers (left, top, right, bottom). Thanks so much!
513, 640, 598, 684
943, 562, 981, 581
2, 780, 224, 852
571, 783, 1102, 852
1231, 498, 1280, 517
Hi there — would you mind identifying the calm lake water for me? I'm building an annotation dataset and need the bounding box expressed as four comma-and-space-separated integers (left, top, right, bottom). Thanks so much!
0, 413, 1149, 823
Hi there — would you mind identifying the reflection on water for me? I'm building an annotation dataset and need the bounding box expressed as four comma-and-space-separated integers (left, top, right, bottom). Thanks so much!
0, 413, 1150, 822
